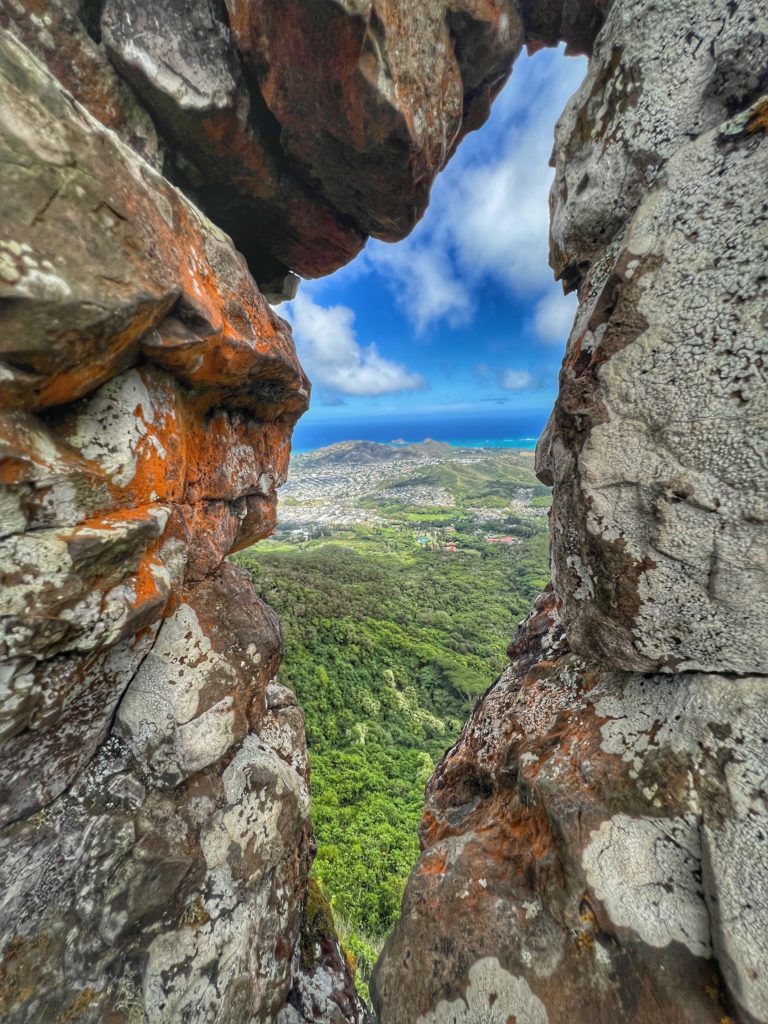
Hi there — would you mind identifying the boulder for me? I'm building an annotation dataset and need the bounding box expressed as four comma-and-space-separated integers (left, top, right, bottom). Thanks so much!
225, 0, 524, 241
99, 0, 366, 282
0, 0, 162, 167
0, 686, 312, 1023
3, 0, 606, 285
0, 28, 308, 414
521, 0, 610, 55
374, 2, 768, 1021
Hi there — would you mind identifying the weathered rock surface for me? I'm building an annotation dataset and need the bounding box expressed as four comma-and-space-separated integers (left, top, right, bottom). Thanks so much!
1, 0, 609, 288
0, 29, 364, 1023
96, 0, 531, 280
0, 0, 162, 167
2, 0, 767, 1021
223, 0, 524, 242
540, 0, 768, 674
0, 27, 307, 821
0, 28, 308, 413
278, 879, 373, 1024
521, 0, 610, 56
0, 683, 312, 1023
99, 0, 366, 284
372, 591, 768, 1023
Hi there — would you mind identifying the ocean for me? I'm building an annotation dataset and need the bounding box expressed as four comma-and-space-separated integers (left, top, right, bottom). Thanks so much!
291, 412, 548, 452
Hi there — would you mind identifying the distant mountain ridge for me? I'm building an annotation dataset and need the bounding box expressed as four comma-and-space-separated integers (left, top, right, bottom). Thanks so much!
297, 439, 455, 465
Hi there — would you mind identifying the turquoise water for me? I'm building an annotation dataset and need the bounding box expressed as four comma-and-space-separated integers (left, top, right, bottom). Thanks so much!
437, 436, 538, 450
291, 413, 546, 452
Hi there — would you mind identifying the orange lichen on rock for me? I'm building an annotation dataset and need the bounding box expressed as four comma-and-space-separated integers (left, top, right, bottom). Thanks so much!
746, 97, 768, 134
419, 849, 448, 877
0, 29, 308, 421
0, 32, 308, 842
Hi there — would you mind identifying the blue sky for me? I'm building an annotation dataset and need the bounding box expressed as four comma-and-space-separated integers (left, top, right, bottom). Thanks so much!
281, 47, 587, 430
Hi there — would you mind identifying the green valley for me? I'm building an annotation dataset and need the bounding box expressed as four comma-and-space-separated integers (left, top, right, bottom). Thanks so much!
233, 441, 551, 999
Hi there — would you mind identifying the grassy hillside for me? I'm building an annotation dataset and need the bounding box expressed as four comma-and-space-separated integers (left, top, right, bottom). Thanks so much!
384, 457, 550, 510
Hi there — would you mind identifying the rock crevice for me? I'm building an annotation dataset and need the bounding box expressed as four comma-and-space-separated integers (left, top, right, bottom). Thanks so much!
0, 0, 765, 1021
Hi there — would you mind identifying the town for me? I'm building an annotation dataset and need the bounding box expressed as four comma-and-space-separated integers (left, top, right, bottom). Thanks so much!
273, 440, 550, 552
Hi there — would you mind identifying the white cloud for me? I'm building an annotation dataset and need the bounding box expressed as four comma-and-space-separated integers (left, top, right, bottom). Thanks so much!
369, 243, 472, 335
500, 369, 535, 391
285, 292, 426, 397
475, 363, 539, 392
534, 287, 577, 344
367, 49, 587, 335
439, 120, 554, 294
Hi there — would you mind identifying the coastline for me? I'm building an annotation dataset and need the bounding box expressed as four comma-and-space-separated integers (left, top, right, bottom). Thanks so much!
292, 436, 540, 453
290, 414, 547, 453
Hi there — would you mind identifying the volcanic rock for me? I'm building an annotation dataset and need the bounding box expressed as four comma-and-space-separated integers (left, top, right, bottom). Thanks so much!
0, 30, 364, 1022
374, 1, 768, 1021
2, 0, 766, 1021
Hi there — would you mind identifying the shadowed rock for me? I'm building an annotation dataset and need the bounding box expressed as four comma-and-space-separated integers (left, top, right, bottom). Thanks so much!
2, 0, 610, 287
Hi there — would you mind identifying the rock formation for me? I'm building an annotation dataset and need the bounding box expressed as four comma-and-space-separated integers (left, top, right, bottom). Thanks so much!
0, 26, 328, 1023
0, 0, 530, 291
373, 1, 768, 1022
372, 592, 768, 1022
0, 0, 766, 1022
